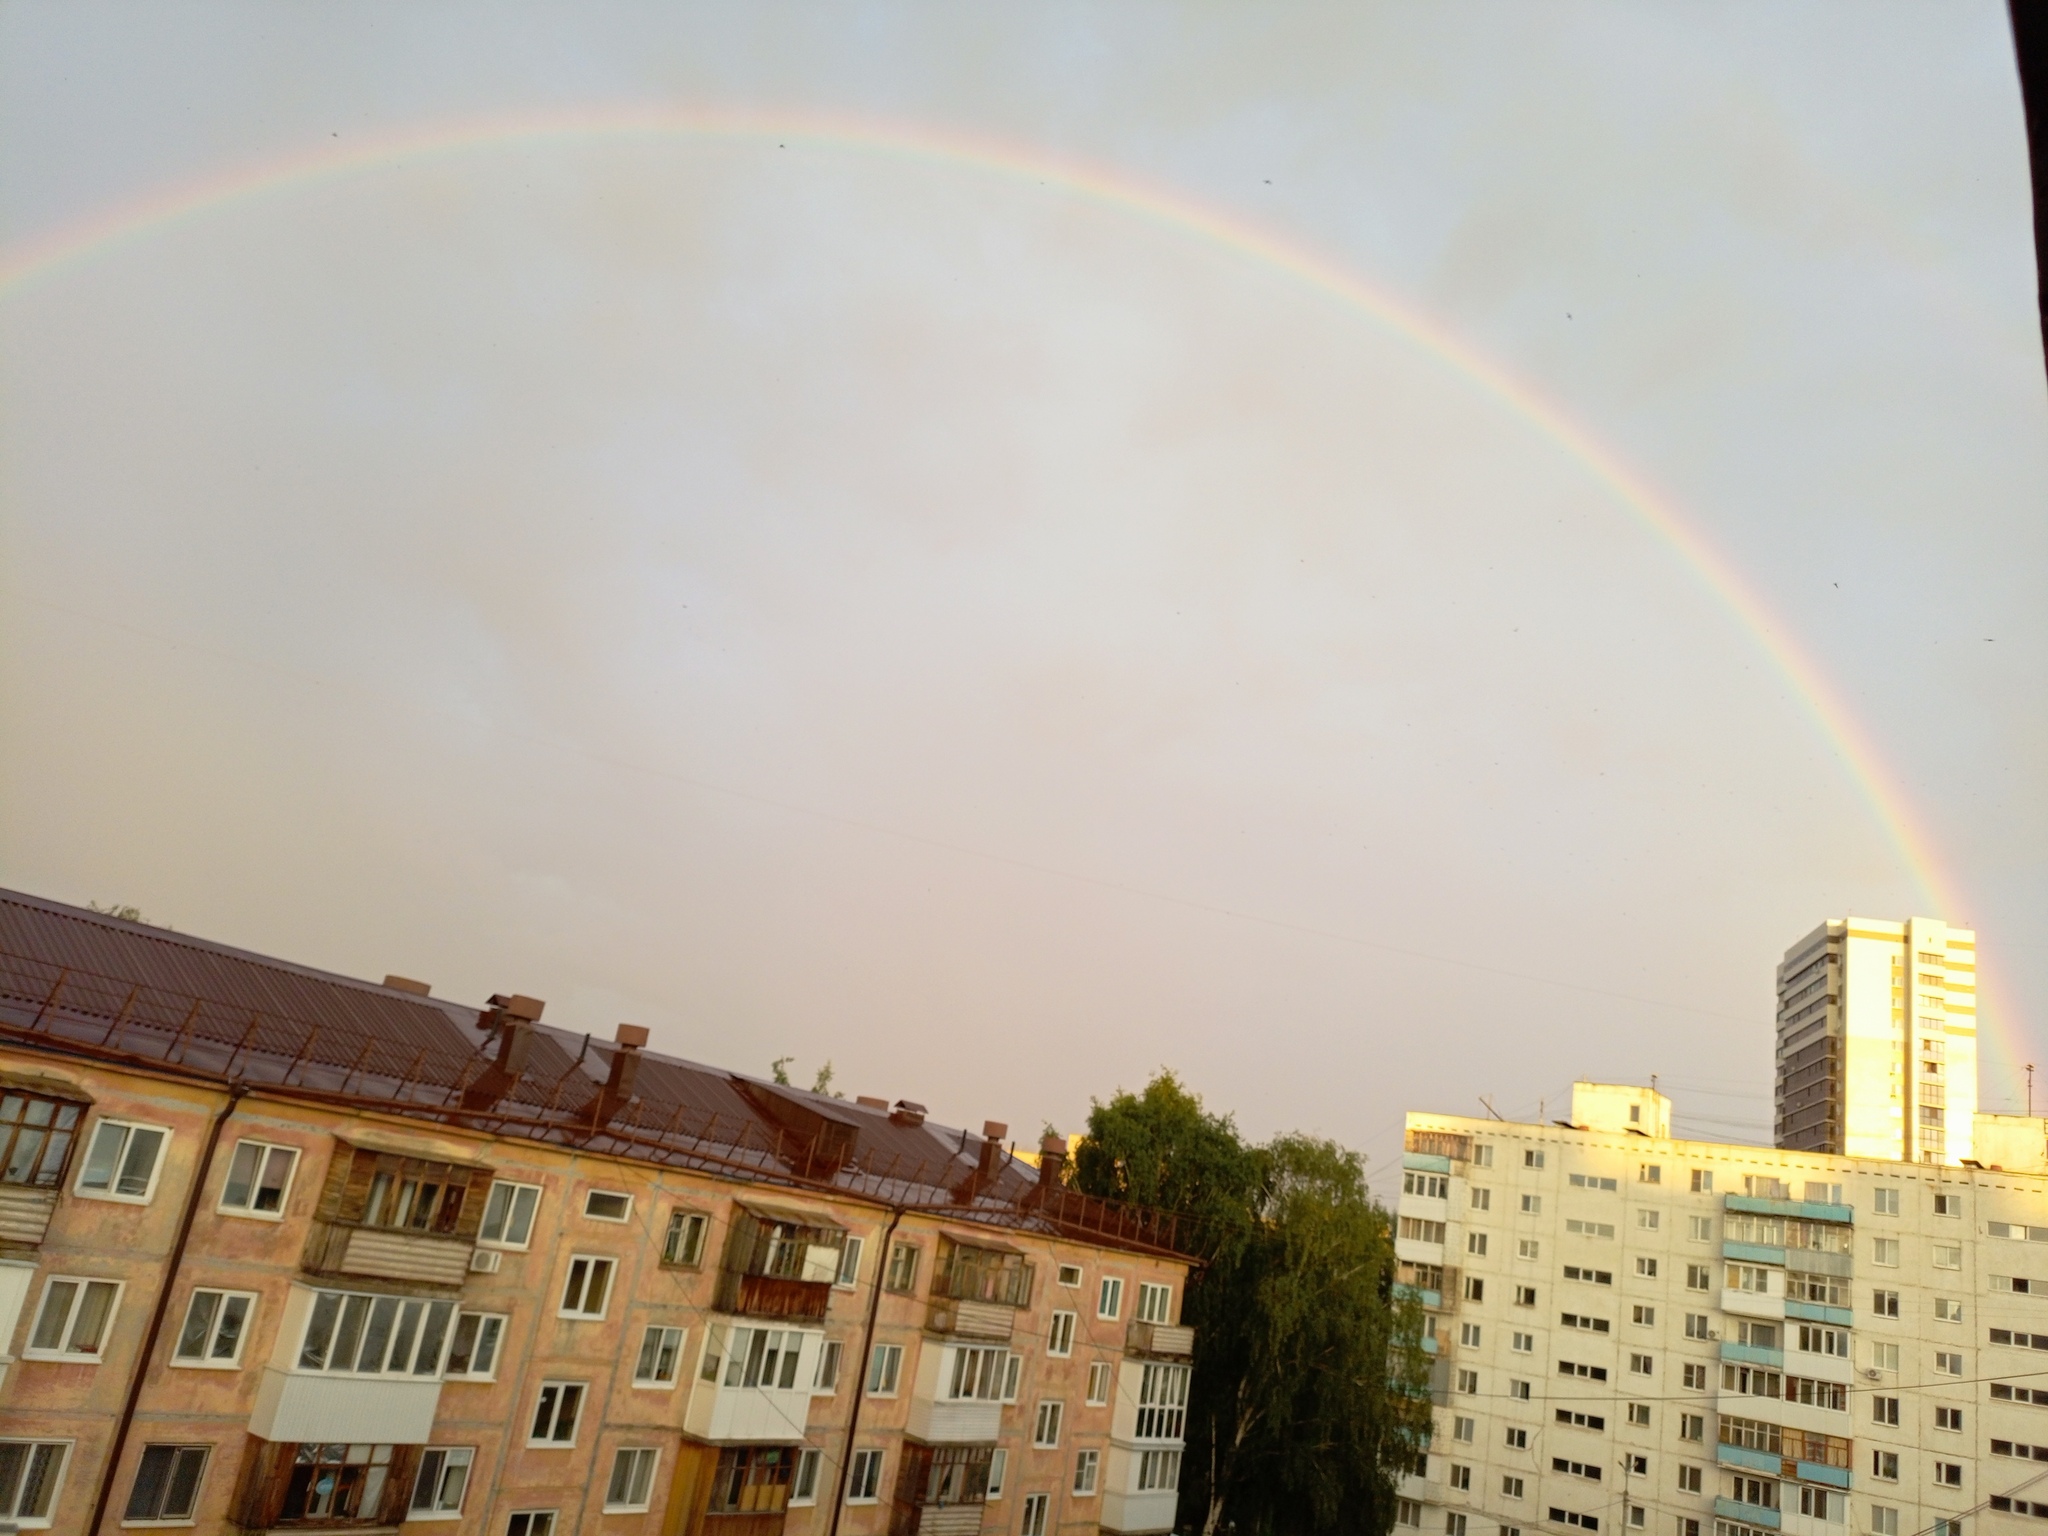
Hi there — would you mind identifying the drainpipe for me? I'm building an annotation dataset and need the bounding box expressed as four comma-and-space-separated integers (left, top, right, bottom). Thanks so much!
827, 1206, 905, 1536
88, 1083, 246, 1536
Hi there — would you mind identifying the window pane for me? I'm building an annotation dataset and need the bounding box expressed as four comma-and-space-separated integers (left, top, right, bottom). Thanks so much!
79, 1123, 126, 1190
300, 1292, 340, 1369
509, 1185, 539, 1244
447, 1313, 480, 1374
165, 1447, 206, 1519
176, 1291, 220, 1360
389, 1301, 422, 1373
127, 1444, 176, 1520
414, 1301, 453, 1375
474, 1316, 502, 1375
256, 1146, 295, 1211
18, 1444, 61, 1519
358, 1296, 400, 1372
116, 1127, 164, 1196
222, 1142, 262, 1208
71, 1280, 118, 1353
607, 1451, 637, 1505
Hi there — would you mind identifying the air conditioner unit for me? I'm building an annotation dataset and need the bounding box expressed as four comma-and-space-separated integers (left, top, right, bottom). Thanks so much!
469, 1249, 503, 1274
1707, 1331, 1720, 1341
1861, 1368, 1881, 1381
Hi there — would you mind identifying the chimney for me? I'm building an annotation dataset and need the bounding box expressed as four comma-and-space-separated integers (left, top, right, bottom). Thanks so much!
382, 975, 431, 997
856, 1096, 889, 1109
890, 1100, 928, 1128
978, 1122, 1009, 1178
605, 1023, 648, 1104
1037, 1132, 1067, 1186
462, 993, 545, 1112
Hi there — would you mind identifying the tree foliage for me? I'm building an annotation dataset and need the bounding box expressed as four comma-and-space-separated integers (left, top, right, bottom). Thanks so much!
1074, 1073, 1431, 1536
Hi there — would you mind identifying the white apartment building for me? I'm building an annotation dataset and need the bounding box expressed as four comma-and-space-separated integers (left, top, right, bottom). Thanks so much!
1776, 917, 1978, 1163
1395, 1081, 2048, 1536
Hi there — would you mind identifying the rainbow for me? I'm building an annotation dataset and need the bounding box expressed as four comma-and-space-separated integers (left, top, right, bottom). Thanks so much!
0, 103, 2019, 1079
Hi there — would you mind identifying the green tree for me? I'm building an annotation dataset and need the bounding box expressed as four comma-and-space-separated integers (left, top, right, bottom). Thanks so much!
770, 1056, 793, 1086
1073, 1073, 1429, 1536
811, 1061, 843, 1099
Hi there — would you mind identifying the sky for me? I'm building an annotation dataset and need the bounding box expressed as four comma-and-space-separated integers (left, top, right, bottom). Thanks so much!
2, 3, 2043, 1191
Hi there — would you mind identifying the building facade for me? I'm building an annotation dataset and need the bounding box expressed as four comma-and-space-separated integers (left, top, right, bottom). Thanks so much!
1397, 1076, 2048, 1536
1775, 917, 1978, 1163
0, 888, 1195, 1536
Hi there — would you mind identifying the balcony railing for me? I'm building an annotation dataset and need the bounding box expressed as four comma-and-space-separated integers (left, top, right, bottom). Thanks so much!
1125, 1321, 1195, 1359
716, 1205, 845, 1318
717, 1271, 832, 1320
925, 1298, 1015, 1340
1404, 1129, 1471, 1161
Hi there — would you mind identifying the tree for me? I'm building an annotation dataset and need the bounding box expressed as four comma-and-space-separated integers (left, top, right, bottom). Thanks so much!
811, 1060, 843, 1098
1073, 1073, 1430, 1536
770, 1056, 793, 1086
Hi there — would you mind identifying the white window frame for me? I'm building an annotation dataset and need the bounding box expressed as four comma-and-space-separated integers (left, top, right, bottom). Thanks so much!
506, 1513, 558, 1536
26, 1276, 123, 1360
835, 1235, 864, 1288
1048, 1310, 1076, 1357
170, 1287, 256, 1369
123, 1441, 207, 1526
1136, 1282, 1172, 1324
1057, 1263, 1083, 1288
867, 1343, 903, 1397
633, 1325, 687, 1388
1034, 1398, 1065, 1448
558, 1255, 615, 1319
663, 1208, 708, 1267
847, 1449, 884, 1504
1086, 1360, 1112, 1405
408, 1445, 475, 1520
0, 1438, 70, 1527
583, 1189, 633, 1223
1021, 1492, 1050, 1536
791, 1448, 823, 1505
477, 1180, 542, 1250
216, 1138, 299, 1220
444, 1311, 506, 1381
74, 1118, 170, 1205
1001, 1353, 1022, 1402
1098, 1277, 1124, 1320
528, 1381, 585, 1446
604, 1447, 660, 1513
1073, 1447, 1100, 1496
987, 1448, 1007, 1500
293, 1289, 456, 1377
813, 1339, 843, 1393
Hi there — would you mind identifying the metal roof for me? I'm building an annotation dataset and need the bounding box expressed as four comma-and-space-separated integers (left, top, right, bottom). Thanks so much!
0, 888, 1183, 1258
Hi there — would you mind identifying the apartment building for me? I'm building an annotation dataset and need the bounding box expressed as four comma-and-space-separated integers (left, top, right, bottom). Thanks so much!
0, 888, 1195, 1536
1396, 1077, 2048, 1536
1775, 917, 1977, 1163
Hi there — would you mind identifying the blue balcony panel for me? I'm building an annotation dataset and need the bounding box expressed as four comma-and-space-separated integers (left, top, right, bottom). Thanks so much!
1716, 1444, 1782, 1475
1714, 1498, 1782, 1530
1796, 1462, 1851, 1491
1404, 1153, 1453, 1174
1784, 1301, 1854, 1327
1724, 1194, 1854, 1225
1720, 1342, 1786, 1369
1723, 1241, 1789, 1266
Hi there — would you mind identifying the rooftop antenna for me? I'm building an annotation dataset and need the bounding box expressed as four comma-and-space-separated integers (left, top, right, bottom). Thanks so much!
1479, 1096, 1504, 1121
2030, 1065, 2036, 1118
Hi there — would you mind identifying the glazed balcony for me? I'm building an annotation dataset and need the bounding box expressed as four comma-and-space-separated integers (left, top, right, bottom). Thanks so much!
714, 1204, 846, 1321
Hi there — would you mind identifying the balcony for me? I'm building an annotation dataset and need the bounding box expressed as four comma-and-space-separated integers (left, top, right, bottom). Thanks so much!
1720, 1341, 1784, 1370
1125, 1321, 1195, 1360
301, 1141, 490, 1290
685, 1323, 825, 1444
907, 1343, 1007, 1444
891, 1444, 994, 1536
706, 1515, 790, 1536
1714, 1497, 1782, 1530
714, 1204, 846, 1321
926, 1299, 1015, 1341
301, 1223, 474, 1288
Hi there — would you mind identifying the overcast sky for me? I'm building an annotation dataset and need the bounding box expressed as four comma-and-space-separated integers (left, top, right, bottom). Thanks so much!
3, 3, 2042, 1187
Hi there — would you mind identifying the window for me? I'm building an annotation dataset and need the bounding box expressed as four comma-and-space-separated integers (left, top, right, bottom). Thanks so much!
1935, 1351, 1964, 1375
1465, 1277, 1486, 1301
1448, 1515, 1469, 1536
410, 1447, 474, 1516
1635, 1258, 1658, 1278
1934, 1192, 1962, 1217
359, 1157, 472, 1234
1087, 1360, 1112, 1405
445, 1312, 504, 1379
1451, 1464, 1472, 1491
1684, 1313, 1709, 1339
1565, 1220, 1615, 1239
126, 1444, 206, 1523
1679, 1414, 1703, 1442
1871, 1451, 1898, 1481
606, 1448, 660, 1512
1871, 1397, 1899, 1425
836, 1236, 864, 1286
1869, 1341, 1899, 1372
867, 1344, 903, 1396
1558, 1360, 1608, 1381
1400, 1218, 1448, 1243
584, 1189, 631, 1222
1563, 1265, 1611, 1285
75, 1118, 167, 1202
1020, 1492, 1050, 1536
26, 1277, 120, 1359
1800, 1489, 1837, 1521
1510, 1380, 1531, 1401
1728, 1264, 1771, 1294
1640, 1164, 1660, 1184
1034, 1399, 1065, 1448
1871, 1507, 1899, 1536
634, 1326, 685, 1386
1057, 1263, 1082, 1287
1457, 1368, 1479, 1393
1137, 1282, 1173, 1323
1526, 1150, 1545, 1169
1521, 1194, 1542, 1214
1473, 1143, 1494, 1167
1073, 1449, 1100, 1496
792, 1448, 823, 1505
0, 1091, 84, 1189
1048, 1311, 1076, 1356
1743, 1175, 1788, 1199
1560, 1313, 1609, 1333
1684, 1265, 1710, 1292
1872, 1288, 1899, 1316
1471, 1186, 1492, 1210
218, 1140, 298, 1217
559, 1256, 614, 1318
1556, 1409, 1604, 1430
1932, 1243, 1962, 1270
1936, 1406, 1963, 1431
1511, 1332, 1533, 1353
1453, 1416, 1475, 1443
529, 1382, 584, 1445
1681, 1364, 1707, 1390
275, 1443, 397, 1522
1505, 1426, 1528, 1447
1690, 1170, 1712, 1193
1873, 1188, 1899, 1216
1503, 1476, 1525, 1499
846, 1448, 885, 1504
172, 1288, 254, 1367
1796, 1325, 1848, 1358
507, 1515, 557, 1536
1468, 1233, 1489, 1256
1398, 1501, 1424, 1528
885, 1243, 920, 1293
1569, 1173, 1618, 1192
1688, 1216, 1712, 1241
1518, 1239, 1540, 1260
1934, 1297, 1963, 1323
1001, 1354, 1022, 1402
1099, 1277, 1124, 1319
661, 1209, 708, 1267
1629, 1353, 1653, 1377
479, 1181, 541, 1249
1872, 1238, 1899, 1267
1514, 1286, 1537, 1307
1637, 1211, 1660, 1231
1136, 1363, 1188, 1438
1460, 1323, 1483, 1347
814, 1340, 842, 1392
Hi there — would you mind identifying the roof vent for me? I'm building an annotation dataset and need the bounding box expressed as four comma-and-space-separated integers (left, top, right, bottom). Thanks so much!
856, 1096, 889, 1110
383, 975, 431, 997
890, 1100, 928, 1128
